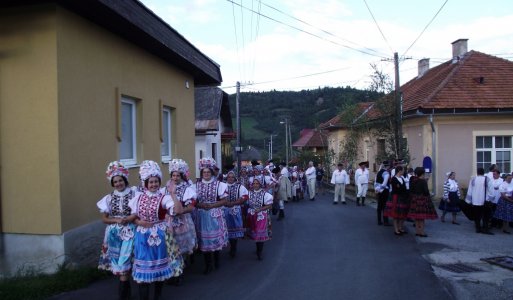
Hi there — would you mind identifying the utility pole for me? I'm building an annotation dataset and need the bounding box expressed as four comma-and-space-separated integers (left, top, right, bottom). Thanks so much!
394, 52, 403, 159
235, 81, 241, 176
288, 120, 293, 160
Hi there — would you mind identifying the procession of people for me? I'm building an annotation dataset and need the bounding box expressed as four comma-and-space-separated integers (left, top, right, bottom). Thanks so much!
97, 156, 513, 299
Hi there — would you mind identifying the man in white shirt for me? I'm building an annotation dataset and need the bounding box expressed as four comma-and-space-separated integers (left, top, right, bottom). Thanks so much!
466, 167, 493, 234
331, 163, 348, 204
354, 161, 369, 206
488, 169, 503, 228
305, 161, 317, 201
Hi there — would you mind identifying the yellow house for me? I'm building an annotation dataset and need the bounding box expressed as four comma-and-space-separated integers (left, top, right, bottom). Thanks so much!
0, 1, 221, 276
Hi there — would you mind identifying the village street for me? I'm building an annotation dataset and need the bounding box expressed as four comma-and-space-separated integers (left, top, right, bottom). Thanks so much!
49, 190, 513, 300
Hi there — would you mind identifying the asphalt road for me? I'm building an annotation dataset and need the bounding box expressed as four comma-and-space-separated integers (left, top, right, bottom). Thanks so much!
50, 192, 453, 300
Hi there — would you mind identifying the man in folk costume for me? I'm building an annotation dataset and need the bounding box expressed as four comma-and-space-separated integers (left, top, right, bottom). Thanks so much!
466, 167, 493, 234
195, 157, 229, 274
275, 165, 291, 220
305, 161, 317, 201
224, 170, 249, 258
354, 161, 369, 206
374, 161, 391, 225
331, 163, 349, 205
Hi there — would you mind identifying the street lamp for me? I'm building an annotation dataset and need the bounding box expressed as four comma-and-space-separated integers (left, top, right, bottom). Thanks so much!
280, 119, 288, 166
269, 134, 277, 160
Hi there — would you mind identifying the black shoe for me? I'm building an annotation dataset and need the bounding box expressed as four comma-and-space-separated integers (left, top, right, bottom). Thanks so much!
213, 251, 220, 269
310, 197, 315, 201
481, 230, 494, 235
277, 209, 284, 221
361, 197, 366, 206
342, 201, 347, 205
356, 197, 361, 206
333, 202, 338, 205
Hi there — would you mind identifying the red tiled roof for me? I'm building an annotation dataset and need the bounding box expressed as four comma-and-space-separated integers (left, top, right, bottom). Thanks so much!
292, 129, 328, 148
402, 51, 513, 112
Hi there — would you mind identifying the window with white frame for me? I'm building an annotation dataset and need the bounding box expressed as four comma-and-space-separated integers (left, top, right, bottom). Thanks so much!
161, 107, 172, 162
476, 136, 512, 173
120, 97, 137, 165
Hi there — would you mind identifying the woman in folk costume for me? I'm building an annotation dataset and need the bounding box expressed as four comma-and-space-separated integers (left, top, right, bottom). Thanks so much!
494, 172, 513, 234
384, 166, 410, 236
129, 160, 183, 300
407, 167, 438, 237
224, 170, 249, 257
247, 177, 274, 260
439, 171, 462, 224
97, 161, 137, 300
162, 159, 197, 285
239, 166, 251, 189
195, 157, 229, 274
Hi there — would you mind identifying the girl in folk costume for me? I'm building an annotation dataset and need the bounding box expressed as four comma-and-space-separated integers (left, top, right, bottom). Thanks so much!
407, 167, 438, 237
162, 159, 197, 285
238, 166, 251, 189
384, 166, 410, 236
97, 161, 137, 300
249, 165, 266, 191
439, 171, 462, 224
128, 160, 183, 300
224, 170, 249, 257
195, 157, 229, 274
247, 177, 274, 260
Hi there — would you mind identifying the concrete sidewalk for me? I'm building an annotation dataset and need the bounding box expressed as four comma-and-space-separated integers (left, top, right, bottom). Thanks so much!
327, 187, 513, 300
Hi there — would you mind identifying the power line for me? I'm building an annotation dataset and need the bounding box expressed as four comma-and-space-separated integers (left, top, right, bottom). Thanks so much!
225, 0, 390, 59
259, 1, 390, 58
221, 66, 353, 89
362, 0, 394, 53
231, 1, 242, 80
401, 0, 449, 59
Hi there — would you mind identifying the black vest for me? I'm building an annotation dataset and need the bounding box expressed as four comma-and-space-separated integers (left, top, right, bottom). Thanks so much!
376, 169, 386, 184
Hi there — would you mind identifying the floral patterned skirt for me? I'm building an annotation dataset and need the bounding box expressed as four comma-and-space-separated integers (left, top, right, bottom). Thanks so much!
224, 206, 245, 239
384, 194, 410, 219
246, 210, 271, 242
494, 197, 513, 222
195, 208, 229, 252
408, 194, 438, 220
98, 223, 135, 275
132, 222, 173, 283
170, 214, 197, 255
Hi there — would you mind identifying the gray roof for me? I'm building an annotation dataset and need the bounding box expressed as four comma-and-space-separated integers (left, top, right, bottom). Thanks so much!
238, 146, 262, 161
195, 87, 233, 131
2, 0, 222, 85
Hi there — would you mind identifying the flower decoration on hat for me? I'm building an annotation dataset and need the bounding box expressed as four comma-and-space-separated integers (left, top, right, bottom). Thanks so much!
169, 158, 189, 174
198, 157, 217, 170
139, 160, 162, 181
106, 161, 129, 181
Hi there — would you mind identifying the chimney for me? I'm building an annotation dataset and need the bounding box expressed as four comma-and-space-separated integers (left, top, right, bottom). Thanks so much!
418, 58, 430, 77
451, 38, 468, 63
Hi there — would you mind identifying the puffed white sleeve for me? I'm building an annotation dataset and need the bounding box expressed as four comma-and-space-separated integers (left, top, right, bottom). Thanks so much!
182, 186, 197, 206
263, 192, 273, 205
128, 192, 142, 215
161, 195, 175, 212
239, 185, 249, 199
97, 194, 111, 214
218, 182, 228, 199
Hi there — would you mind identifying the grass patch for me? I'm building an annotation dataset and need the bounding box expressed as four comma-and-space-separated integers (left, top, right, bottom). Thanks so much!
0, 266, 109, 300
232, 117, 268, 142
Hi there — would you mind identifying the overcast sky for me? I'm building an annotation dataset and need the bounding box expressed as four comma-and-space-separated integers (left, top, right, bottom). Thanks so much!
140, 0, 513, 94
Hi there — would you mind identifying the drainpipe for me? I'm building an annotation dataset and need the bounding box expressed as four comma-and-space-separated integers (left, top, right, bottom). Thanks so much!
429, 115, 436, 196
